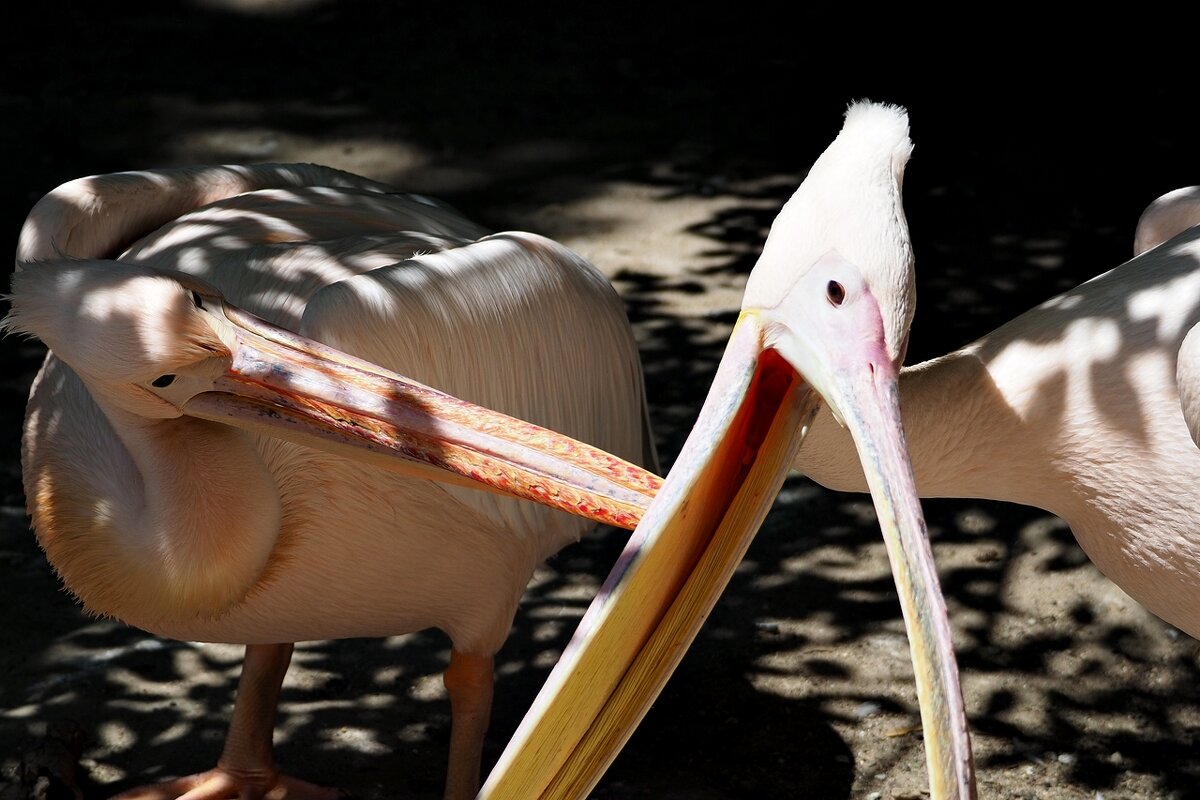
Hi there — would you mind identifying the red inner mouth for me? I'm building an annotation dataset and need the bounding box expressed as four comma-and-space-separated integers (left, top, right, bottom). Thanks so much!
677, 347, 799, 567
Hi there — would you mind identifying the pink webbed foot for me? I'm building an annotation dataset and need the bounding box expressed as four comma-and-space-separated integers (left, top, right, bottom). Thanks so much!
108, 767, 343, 800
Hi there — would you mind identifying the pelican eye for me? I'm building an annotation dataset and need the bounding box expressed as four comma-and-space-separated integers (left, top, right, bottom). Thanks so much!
191, 291, 204, 309
152, 374, 177, 388
826, 280, 846, 306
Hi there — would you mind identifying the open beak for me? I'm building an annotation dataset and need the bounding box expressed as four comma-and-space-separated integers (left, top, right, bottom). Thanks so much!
180, 302, 661, 531
480, 253, 975, 799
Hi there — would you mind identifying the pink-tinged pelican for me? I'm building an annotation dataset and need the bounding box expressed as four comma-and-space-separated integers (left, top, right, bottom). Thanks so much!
480, 103, 976, 799
788, 185, 1200, 645
6, 163, 661, 800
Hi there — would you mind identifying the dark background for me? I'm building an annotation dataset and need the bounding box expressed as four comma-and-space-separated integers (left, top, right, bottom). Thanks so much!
1, 4, 1197, 799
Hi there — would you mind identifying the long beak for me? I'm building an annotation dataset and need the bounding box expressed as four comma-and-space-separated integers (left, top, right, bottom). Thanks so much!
481, 265, 974, 798
181, 304, 660, 531
799, 324, 976, 800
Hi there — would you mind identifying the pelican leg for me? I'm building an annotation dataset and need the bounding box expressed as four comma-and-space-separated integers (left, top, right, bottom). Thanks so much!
110, 643, 340, 800
441, 649, 495, 800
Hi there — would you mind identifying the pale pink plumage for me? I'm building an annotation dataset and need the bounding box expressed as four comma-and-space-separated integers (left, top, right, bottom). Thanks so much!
12, 164, 656, 799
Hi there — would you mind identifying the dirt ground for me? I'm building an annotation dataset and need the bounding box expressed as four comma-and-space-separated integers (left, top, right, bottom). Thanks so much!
1, 5, 1198, 799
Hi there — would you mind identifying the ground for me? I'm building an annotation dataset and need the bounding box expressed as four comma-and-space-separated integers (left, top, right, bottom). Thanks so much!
1, 5, 1198, 799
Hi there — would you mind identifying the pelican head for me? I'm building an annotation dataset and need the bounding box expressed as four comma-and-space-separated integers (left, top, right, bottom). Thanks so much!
5, 259, 660, 530
482, 102, 975, 800
748, 101, 914, 369
7, 261, 233, 418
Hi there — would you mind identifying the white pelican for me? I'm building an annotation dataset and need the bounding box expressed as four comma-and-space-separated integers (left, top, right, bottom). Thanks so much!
481, 102, 976, 799
484, 134, 1200, 799
791, 186, 1200, 644
6, 163, 661, 800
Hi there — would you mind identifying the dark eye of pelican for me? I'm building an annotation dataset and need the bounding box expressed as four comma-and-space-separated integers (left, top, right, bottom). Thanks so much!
826, 280, 846, 307
191, 291, 204, 309
152, 374, 176, 388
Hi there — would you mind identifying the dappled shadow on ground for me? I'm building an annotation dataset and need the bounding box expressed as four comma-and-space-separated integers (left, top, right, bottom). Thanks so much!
3, 3, 1200, 800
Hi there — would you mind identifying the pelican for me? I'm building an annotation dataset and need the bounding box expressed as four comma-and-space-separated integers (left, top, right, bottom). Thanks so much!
481, 102, 976, 799
790, 185, 1200, 643
485, 124, 1200, 797
6, 163, 661, 800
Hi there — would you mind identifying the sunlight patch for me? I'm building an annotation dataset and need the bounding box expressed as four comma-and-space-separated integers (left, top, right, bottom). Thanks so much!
168, 128, 430, 185
325, 725, 390, 755
188, 0, 331, 17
